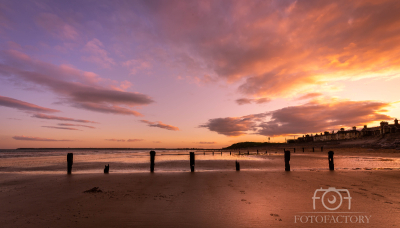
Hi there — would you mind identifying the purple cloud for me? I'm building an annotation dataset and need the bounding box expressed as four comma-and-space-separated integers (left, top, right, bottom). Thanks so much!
32, 113, 98, 123
13, 135, 74, 141
0, 95, 59, 113
201, 99, 393, 137
0, 50, 154, 116
42, 126, 79, 131
140, 120, 179, 131
236, 97, 271, 105
58, 123, 95, 129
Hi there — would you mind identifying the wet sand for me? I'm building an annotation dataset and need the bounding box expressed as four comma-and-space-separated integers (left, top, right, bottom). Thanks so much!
1, 147, 400, 227
1, 170, 400, 227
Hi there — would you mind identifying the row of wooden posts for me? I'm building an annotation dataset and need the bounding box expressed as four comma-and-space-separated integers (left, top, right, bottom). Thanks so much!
66, 149, 335, 174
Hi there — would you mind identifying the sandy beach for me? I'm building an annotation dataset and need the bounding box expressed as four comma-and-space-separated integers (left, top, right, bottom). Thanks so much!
1, 147, 400, 227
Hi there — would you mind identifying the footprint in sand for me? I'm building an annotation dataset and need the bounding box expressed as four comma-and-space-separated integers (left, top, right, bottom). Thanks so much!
372, 193, 384, 197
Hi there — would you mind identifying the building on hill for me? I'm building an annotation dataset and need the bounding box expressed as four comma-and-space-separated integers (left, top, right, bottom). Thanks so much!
291, 118, 398, 143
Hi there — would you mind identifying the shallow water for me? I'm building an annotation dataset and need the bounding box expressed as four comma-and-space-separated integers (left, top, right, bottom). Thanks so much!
1, 148, 400, 174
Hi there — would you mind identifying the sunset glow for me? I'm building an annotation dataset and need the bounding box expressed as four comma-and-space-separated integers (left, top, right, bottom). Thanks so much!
1, 0, 400, 148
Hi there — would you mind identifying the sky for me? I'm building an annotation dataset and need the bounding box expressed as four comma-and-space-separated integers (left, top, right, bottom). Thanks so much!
1, 0, 400, 149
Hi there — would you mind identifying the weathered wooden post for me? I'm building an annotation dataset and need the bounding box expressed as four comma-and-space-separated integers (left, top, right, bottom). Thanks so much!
104, 164, 109, 174
328, 151, 334, 171
284, 151, 290, 171
190, 152, 195, 172
312, 147, 315, 152
302, 147, 304, 152
247, 151, 249, 155
150, 151, 156, 172
236, 160, 240, 171
67, 153, 73, 174
321, 146, 323, 152
294, 148, 296, 153
257, 149, 259, 155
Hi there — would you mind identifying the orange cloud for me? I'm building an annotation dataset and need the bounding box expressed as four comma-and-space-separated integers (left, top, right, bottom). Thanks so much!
138, 0, 400, 98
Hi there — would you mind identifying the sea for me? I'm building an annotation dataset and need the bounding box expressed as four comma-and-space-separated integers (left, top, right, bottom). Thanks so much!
0, 148, 399, 174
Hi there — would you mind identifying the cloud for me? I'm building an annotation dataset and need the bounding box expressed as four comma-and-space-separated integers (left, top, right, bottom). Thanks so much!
105, 139, 126, 142
296, 93, 323, 100
200, 116, 260, 136
122, 59, 152, 75
131, 0, 400, 98
257, 98, 393, 136
152, 141, 161, 143
42, 126, 79, 131
236, 97, 271, 105
127, 139, 144, 142
35, 13, 78, 40
12, 135, 74, 141
71, 103, 143, 116
58, 123, 95, 129
140, 120, 179, 131
83, 38, 115, 68
197, 142, 215, 144
32, 113, 98, 123
105, 138, 143, 142
201, 98, 393, 137
0, 50, 154, 116
0, 95, 59, 113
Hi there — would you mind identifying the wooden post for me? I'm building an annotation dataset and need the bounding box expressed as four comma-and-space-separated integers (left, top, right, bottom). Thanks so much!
150, 151, 156, 172
312, 147, 315, 152
67, 153, 73, 174
257, 149, 259, 155
247, 151, 249, 155
321, 146, 323, 152
236, 160, 240, 171
104, 164, 109, 174
190, 152, 195, 172
284, 151, 290, 171
328, 151, 334, 171
294, 148, 296, 153
302, 147, 304, 152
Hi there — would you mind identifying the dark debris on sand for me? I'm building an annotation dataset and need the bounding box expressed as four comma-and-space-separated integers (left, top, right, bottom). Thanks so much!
83, 187, 103, 193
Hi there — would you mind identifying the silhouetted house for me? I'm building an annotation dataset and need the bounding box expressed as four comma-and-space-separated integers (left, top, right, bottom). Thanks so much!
383, 119, 400, 134
290, 118, 398, 144
361, 125, 380, 136
336, 127, 361, 140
